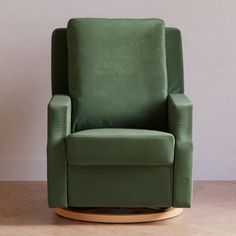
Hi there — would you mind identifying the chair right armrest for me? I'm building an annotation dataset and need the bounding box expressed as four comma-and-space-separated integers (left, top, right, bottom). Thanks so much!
168, 94, 193, 207
168, 94, 193, 142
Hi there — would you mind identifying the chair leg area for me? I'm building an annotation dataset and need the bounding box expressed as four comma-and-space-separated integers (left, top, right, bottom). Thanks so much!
55, 207, 183, 223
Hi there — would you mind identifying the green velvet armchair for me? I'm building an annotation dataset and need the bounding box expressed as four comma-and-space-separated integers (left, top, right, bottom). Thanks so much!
47, 18, 193, 211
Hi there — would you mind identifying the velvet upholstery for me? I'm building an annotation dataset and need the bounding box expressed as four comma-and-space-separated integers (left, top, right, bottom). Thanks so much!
51, 27, 184, 95
68, 165, 173, 207
168, 94, 193, 207
51, 29, 68, 95
67, 18, 168, 132
67, 128, 174, 166
47, 95, 71, 207
165, 28, 184, 94
47, 18, 193, 209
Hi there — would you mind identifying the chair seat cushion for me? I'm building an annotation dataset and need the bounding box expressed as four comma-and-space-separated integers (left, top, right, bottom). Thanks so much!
66, 128, 174, 166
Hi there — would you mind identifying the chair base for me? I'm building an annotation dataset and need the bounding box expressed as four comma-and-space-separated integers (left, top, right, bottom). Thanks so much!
55, 207, 183, 223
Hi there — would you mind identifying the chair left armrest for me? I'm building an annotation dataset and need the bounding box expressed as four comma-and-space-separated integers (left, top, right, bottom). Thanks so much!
47, 95, 71, 208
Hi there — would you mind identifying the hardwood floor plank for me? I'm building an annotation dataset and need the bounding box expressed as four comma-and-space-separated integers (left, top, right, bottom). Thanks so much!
0, 181, 235, 235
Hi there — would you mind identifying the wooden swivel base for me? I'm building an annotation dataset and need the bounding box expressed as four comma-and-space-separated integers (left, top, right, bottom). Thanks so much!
55, 207, 183, 223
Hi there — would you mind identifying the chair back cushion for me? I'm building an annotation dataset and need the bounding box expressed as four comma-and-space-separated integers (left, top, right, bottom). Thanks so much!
67, 18, 168, 131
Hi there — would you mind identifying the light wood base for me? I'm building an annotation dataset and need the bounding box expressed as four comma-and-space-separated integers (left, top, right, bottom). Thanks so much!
55, 207, 183, 223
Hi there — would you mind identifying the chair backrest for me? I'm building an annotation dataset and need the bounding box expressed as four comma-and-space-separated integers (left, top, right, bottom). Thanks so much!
51, 19, 184, 132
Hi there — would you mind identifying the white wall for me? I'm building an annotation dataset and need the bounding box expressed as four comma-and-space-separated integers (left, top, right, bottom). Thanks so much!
0, 0, 236, 180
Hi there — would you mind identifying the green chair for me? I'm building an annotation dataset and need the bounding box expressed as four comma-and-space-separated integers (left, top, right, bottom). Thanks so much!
47, 18, 193, 222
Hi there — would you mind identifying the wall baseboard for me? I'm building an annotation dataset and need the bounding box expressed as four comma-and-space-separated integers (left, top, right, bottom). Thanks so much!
0, 159, 235, 181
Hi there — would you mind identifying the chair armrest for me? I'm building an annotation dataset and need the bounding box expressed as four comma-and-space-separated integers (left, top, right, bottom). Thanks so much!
168, 94, 193, 141
47, 95, 71, 207
168, 94, 193, 207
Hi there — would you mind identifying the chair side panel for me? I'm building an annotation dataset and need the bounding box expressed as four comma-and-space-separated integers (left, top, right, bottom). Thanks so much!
166, 27, 184, 94
51, 28, 68, 95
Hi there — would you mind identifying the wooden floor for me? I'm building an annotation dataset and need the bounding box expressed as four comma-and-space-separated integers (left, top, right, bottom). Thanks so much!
0, 181, 235, 236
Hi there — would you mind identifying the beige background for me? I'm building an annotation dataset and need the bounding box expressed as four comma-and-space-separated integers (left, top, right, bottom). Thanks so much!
0, 0, 236, 180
